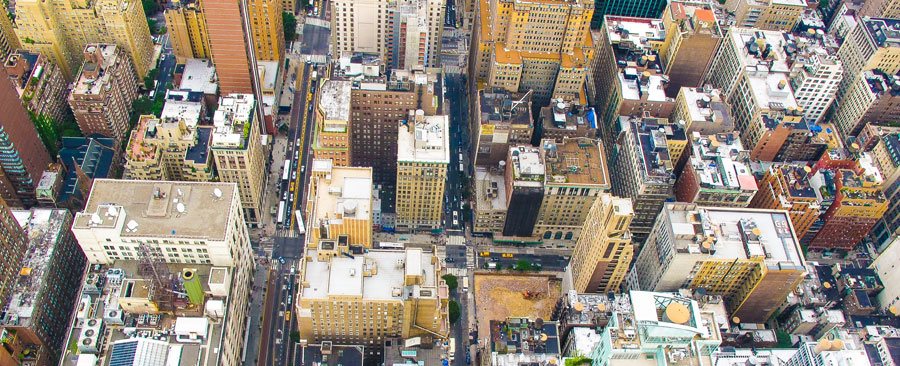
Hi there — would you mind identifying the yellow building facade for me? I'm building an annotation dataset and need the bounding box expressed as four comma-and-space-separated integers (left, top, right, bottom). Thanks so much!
248, 0, 285, 61
568, 194, 634, 294
14, 0, 155, 80
296, 246, 449, 345
396, 114, 449, 232
165, 0, 211, 61
474, 0, 594, 102
0, 11, 20, 60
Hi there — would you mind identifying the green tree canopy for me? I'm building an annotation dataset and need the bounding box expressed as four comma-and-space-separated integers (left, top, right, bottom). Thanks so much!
448, 300, 461, 324
441, 274, 458, 290
283, 12, 298, 41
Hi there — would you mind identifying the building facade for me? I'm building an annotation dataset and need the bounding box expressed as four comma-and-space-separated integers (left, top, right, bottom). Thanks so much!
835, 17, 900, 124
534, 138, 610, 242
659, 1, 723, 96
165, 0, 211, 61
858, 0, 900, 18
567, 193, 633, 293
0, 75, 53, 208
0, 197, 26, 309
3, 50, 70, 126
500, 146, 544, 240
202, 0, 258, 95
395, 114, 449, 232
732, 0, 806, 32
675, 132, 757, 207
630, 203, 807, 323
210, 94, 266, 226
832, 70, 900, 138
0, 12, 19, 61
296, 247, 449, 345
808, 166, 888, 250
247, 0, 285, 61
68, 44, 139, 142
315, 80, 352, 166
124, 114, 214, 181
0, 209, 86, 366
14, 0, 154, 80
750, 164, 822, 239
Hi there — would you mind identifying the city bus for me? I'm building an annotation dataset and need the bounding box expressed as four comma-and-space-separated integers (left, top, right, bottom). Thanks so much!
295, 210, 306, 234
276, 201, 286, 224
282, 159, 291, 181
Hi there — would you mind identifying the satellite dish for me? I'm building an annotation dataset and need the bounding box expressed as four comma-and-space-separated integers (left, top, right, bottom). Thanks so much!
91, 213, 102, 224
176, 202, 186, 213
213, 188, 223, 198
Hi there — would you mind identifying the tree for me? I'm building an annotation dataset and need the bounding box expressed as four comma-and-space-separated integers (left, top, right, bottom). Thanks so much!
28, 112, 60, 157
448, 300, 461, 324
143, 68, 159, 90
514, 260, 532, 271
147, 18, 161, 34
290, 331, 300, 343
442, 274, 458, 290
283, 12, 298, 41
142, 0, 159, 16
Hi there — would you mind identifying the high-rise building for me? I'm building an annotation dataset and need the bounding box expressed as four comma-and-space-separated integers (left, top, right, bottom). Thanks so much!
314, 80, 351, 166
858, 0, 900, 21
70, 179, 254, 366
0, 197, 26, 309
750, 164, 822, 240
202, 0, 260, 96
210, 94, 266, 226
3, 50, 70, 126
868, 131, 900, 247
0, 12, 19, 61
631, 203, 807, 323
588, 15, 674, 148
14, 0, 154, 80
784, 342, 870, 366
832, 70, 900, 137
124, 111, 214, 181
343, 61, 442, 187
539, 101, 598, 142
591, 0, 666, 28
165, 0, 211, 62
472, 88, 533, 167
872, 236, 900, 312
395, 113, 449, 232
675, 132, 757, 207
247, 0, 285, 61
731, 0, 807, 31
68, 44, 139, 142
658, 1, 723, 96
609, 116, 680, 244
0, 75, 53, 208
473, 167, 507, 236
473, 0, 594, 102
534, 138, 610, 242
331, 0, 445, 69
669, 87, 734, 136
297, 246, 449, 346
787, 37, 843, 124
835, 18, 900, 118
807, 164, 888, 250
501, 146, 544, 239
706, 28, 830, 162
305, 164, 374, 248
566, 193, 632, 293
0, 209, 86, 366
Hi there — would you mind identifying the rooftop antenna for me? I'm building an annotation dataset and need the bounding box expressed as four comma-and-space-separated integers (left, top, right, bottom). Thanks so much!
510, 89, 533, 111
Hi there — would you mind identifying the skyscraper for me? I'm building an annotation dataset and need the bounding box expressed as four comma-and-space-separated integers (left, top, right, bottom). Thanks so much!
68, 44, 139, 142
247, 0, 285, 61
202, 0, 258, 95
165, 0, 212, 61
473, 0, 594, 102
658, 1, 723, 95
395, 113, 449, 232
14, 0, 155, 79
0, 73, 53, 208
731, 0, 807, 32
0, 196, 26, 309
210, 94, 266, 226
314, 80, 352, 166
0, 12, 20, 60
567, 193, 633, 293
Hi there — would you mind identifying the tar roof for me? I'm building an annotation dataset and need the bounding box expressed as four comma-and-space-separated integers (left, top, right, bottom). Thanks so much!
540, 138, 609, 188
75, 179, 237, 240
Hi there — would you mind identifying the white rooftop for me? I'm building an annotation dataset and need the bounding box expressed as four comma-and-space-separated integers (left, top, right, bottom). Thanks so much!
619, 71, 668, 102
398, 114, 450, 164
311, 167, 373, 224
510, 146, 545, 183
211, 94, 255, 149
179, 58, 218, 95
319, 80, 352, 122
730, 28, 791, 73
682, 88, 726, 124
603, 16, 666, 50
687, 133, 757, 192
160, 90, 203, 128
666, 205, 805, 268
301, 248, 439, 301
747, 72, 799, 110
257, 61, 278, 92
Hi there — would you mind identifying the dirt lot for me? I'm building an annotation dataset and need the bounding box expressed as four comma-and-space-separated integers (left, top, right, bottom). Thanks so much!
473, 274, 561, 341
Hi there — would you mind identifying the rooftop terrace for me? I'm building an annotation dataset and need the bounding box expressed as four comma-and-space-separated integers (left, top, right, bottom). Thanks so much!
489, 318, 559, 355
540, 138, 609, 188
541, 101, 596, 132
509, 146, 545, 185
211, 94, 255, 149
773, 164, 818, 200
665, 205, 805, 269
74, 179, 237, 240
71, 44, 121, 96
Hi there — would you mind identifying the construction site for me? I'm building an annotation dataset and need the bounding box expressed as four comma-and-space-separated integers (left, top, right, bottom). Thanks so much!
473, 274, 561, 342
